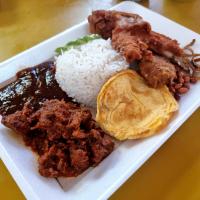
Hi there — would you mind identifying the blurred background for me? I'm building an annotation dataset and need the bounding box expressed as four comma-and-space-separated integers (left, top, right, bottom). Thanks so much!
1, 0, 200, 63
0, 0, 200, 200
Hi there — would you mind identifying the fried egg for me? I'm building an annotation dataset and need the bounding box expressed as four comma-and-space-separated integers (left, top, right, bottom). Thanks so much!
96, 70, 179, 140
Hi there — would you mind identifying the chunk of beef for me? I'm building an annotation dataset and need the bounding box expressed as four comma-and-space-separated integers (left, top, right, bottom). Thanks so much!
89, 129, 114, 165
2, 103, 32, 135
38, 144, 71, 177
69, 141, 89, 173
2, 99, 114, 178
30, 100, 91, 141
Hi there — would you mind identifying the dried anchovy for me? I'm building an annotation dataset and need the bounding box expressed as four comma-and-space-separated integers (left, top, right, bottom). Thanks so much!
183, 39, 196, 49
173, 39, 200, 78
192, 55, 200, 68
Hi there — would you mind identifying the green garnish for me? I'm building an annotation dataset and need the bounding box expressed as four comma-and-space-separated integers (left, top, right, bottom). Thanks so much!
55, 34, 101, 55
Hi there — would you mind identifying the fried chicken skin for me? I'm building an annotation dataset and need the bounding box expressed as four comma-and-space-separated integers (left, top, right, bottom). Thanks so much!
88, 10, 151, 39
88, 10, 183, 88
88, 10, 115, 39
88, 10, 183, 59
142, 31, 183, 58
112, 30, 151, 63
139, 55, 176, 88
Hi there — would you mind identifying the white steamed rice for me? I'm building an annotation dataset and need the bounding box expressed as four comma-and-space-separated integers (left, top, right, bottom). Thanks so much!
55, 38, 128, 107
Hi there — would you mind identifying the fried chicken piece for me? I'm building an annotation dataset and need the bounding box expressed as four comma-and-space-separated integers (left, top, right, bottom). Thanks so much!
141, 31, 183, 58
88, 10, 115, 39
139, 55, 176, 88
112, 30, 152, 63
88, 10, 181, 88
88, 10, 151, 39
88, 10, 183, 60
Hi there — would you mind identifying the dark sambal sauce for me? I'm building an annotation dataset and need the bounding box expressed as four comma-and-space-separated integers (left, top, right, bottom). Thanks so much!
0, 61, 70, 115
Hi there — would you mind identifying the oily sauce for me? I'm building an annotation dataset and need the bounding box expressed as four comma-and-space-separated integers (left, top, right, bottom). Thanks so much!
0, 61, 70, 115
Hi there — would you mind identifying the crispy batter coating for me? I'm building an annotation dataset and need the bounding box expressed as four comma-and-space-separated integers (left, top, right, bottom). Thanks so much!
139, 55, 176, 88
143, 31, 183, 57
112, 30, 151, 63
88, 10, 151, 39
88, 10, 115, 39
88, 10, 182, 88
88, 10, 182, 59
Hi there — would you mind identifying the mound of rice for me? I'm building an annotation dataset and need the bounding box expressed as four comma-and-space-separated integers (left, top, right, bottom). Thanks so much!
55, 38, 128, 107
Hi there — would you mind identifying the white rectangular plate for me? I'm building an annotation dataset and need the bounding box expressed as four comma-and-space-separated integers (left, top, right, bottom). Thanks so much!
0, 1, 200, 200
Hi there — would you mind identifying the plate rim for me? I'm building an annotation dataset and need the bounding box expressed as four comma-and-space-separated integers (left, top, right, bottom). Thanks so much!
0, 1, 200, 200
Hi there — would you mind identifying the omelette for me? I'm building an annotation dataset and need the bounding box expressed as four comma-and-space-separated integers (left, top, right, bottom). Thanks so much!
96, 70, 179, 140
